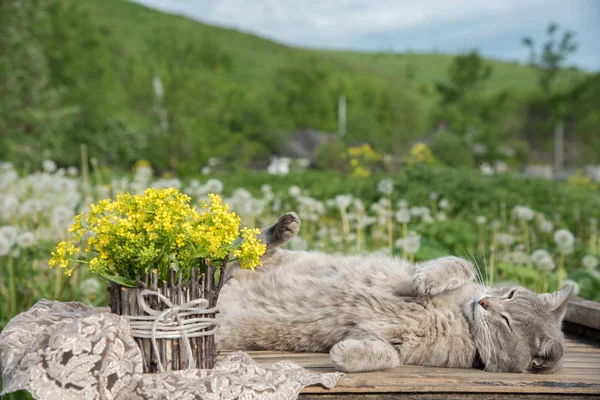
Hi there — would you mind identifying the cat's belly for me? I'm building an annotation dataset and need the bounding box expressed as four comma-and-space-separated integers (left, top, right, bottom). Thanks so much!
215, 255, 416, 352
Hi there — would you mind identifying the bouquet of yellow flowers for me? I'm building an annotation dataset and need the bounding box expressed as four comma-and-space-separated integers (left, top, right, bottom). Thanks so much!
50, 188, 266, 287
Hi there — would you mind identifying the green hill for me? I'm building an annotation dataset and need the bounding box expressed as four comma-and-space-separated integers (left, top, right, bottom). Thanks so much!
1, 0, 595, 172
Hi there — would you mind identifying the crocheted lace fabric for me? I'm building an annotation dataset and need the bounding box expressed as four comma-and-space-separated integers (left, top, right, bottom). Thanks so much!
0, 299, 341, 399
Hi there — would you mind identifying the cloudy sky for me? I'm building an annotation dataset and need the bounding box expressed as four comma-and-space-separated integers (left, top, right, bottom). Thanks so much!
132, 0, 599, 70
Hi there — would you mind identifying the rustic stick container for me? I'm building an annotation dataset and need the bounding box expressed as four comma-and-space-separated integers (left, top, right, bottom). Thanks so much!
108, 260, 228, 373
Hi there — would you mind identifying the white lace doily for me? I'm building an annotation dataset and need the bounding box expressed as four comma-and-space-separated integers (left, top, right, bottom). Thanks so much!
0, 299, 341, 400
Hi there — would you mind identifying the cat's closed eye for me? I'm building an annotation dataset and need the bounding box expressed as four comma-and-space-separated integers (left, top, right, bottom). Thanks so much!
504, 289, 516, 300
501, 314, 512, 331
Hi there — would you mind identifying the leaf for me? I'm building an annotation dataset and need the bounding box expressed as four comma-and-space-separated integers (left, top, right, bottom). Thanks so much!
100, 273, 136, 288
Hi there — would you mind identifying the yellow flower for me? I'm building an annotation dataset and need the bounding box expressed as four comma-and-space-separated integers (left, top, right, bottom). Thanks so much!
49, 188, 265, 287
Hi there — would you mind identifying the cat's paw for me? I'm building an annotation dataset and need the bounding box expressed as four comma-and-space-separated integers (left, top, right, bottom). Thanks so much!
277, 212, 300, 238
330, 339, 400, 372
266, 212, 300, 245
412, 256, 475, 296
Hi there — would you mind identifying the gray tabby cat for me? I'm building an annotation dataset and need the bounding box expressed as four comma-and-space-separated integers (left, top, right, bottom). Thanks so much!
216, 213, 573, 373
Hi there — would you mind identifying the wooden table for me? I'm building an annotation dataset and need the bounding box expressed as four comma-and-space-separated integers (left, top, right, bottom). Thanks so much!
236, 335, 600, 399
227, 298, 600, 399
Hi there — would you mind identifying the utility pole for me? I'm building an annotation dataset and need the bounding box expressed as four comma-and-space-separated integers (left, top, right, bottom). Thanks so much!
554, 121, 564, 174
338, 95, 346, 137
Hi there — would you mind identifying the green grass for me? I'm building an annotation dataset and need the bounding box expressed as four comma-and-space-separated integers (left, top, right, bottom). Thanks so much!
80, 0, 584, 113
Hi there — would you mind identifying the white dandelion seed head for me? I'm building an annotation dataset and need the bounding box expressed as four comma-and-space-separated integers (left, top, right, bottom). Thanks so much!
513, 206, 535, 221
536, 254, 556, 272
582, 255, 599, 271
260, 184, 272, 194
288, 186, 301, 197
0, 236, 10, 256
17, 232, 35, 249
0, 226, 18, 247
436, 212, 447, 221
531, 249, 551, 265
496, 233, 515, 247
397, 199, 409, 209
480, 163, 494, 176
42, 160, 57, 173
402, 232, 421, 254
352, 199, 365, 213
553, 229, 575, 251
201, 166, 211, 175
377, 179, 394, 195
421, 213, 434, 224
540, 220, 554, 233
204, 179, 224, 194
410, 206, 428, 217
51, 206, 75, 232
395, 209, 411, 224
472, 143, 487, 155
438, 199, 450, 210
295, 158, 310, 168
495, 161, 509, 174
334, 194, 353, 210
476, 216, 487, 225
67, 166, 79, 177
429, 192, 439, 201
490, 220, 501, 230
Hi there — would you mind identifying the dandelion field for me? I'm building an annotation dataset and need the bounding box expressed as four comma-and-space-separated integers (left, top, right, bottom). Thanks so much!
1, 160, 600, 334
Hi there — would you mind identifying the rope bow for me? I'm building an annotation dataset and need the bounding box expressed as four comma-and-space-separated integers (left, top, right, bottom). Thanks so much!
124, 289, 218, 372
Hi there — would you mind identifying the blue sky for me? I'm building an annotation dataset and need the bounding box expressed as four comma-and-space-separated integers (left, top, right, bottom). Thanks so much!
131, 0, 600, 70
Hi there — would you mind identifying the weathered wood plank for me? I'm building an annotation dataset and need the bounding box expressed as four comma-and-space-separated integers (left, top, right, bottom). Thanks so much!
565, 298, 600, 331
220, 334, 600, 397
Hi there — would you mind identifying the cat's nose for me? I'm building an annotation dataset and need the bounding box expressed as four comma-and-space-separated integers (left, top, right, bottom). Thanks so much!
478, 297, 489, 310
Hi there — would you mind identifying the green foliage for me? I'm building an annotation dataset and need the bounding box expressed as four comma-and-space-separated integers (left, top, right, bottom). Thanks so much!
429, 132, 474, 167
522, 23, 578, 98
0, 0, 78, 166
270, 53, 339, 131
0, 0, 597, 172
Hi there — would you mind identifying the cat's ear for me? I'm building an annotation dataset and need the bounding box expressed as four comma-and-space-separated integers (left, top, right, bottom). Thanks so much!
531, 338, 564, 372
539, 285, 573, 319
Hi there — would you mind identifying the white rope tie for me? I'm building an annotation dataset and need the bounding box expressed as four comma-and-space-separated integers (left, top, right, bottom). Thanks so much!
123, 289, 218, 372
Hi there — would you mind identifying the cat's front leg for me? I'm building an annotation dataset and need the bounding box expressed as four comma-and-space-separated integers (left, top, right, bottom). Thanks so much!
329, 338, 400, 372
412, 256, 477, 296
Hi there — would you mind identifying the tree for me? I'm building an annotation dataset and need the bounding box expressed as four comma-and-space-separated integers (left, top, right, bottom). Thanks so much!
432, 51, 493, 135
269, 54, 338, 132
0, 0, 77, 165
522, 23, 578, 99
522, 23, 578, 169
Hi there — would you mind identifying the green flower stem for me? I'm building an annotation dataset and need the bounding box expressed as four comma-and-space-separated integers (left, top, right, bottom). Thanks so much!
54, 266, 63, 300
477, 225, 485, 256
521, 220, 531, 256
590, 219, 597, 256
387, 192, 393, 255
340, 207, 350, 236
8, 257, 16, 318
402, 223, 407, 259
489, 250, 496, 287
0, 259, 4, 320
558, 251, 565, 290
357, 225, 363, 253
